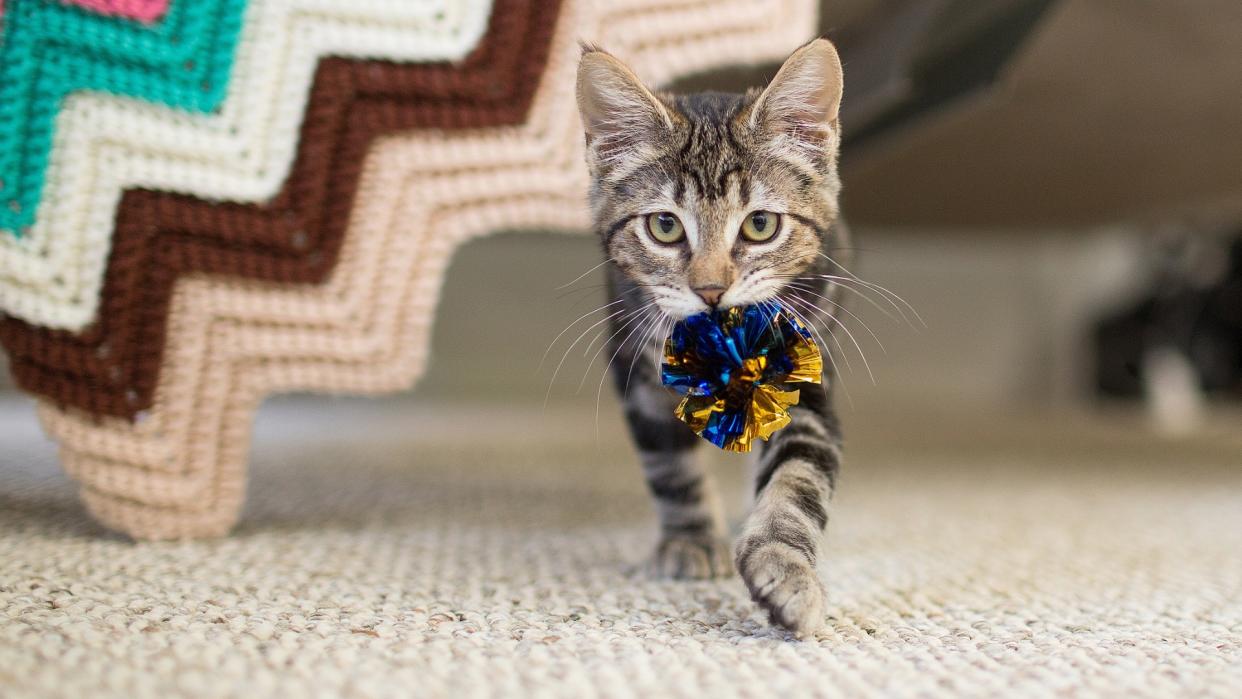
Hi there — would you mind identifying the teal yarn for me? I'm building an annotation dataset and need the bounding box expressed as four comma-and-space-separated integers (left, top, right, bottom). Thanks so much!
0, 0, 246, 236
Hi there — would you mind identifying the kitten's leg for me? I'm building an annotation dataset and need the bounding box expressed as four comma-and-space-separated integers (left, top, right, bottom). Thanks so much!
607, 270, 730, 579
622, 380, 732, 579
735, 386, 841, 635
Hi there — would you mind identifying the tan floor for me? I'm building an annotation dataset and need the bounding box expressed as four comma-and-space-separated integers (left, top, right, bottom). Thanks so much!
1, 396, 1240, 698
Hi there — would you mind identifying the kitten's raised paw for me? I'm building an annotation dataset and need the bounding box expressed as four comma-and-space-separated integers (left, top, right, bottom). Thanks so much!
736, 542, 826, 637
643, 534, 733, 580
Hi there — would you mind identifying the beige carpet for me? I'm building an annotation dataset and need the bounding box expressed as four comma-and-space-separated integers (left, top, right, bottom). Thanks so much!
1, 396, 1240, 698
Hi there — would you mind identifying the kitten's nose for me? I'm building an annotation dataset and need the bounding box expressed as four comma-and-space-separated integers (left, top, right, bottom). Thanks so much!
693, 285, 726, 308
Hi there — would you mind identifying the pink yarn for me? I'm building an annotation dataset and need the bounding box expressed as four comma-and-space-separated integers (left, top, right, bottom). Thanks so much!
63, 0, 170, 24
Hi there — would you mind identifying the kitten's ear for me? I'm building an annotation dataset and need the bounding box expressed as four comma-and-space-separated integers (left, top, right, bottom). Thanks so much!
576, 46, 673, 158
748, 39, 844, 146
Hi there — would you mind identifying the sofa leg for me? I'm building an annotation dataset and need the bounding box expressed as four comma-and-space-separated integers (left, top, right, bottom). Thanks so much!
79, 487, 243, 541
45, 416, 250, 541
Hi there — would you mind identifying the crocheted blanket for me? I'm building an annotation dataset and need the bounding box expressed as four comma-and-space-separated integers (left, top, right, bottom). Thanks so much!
0, 0, 818, 538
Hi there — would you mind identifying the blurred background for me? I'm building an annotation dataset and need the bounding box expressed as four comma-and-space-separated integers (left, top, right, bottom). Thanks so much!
418, 0, 1242, 435
3, 0, 1241, 432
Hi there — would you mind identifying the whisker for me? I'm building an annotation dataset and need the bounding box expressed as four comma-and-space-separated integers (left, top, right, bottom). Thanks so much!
555, 283, 610, 302
782, 294, 856, 376
793, 275, 904, 325
653, 315, 674, 378
600, 308, 664, 438
544, 304, 635, 408
582, 287, 668, 358
786, 281, 887, 355
783, 294, 855, 377
582, 300, 647, 358
624, 306, 668, 397
578, 305, 652, 394
746, 250, 922, 330
816, 251, 926, 327
776, 295, 854, 410
555, 257, 614, 290
755, 272, 901, 332
785, 293, 876, 385
537, 298, 627, 374
776, 294, 848, 376
819, 275, 919, 328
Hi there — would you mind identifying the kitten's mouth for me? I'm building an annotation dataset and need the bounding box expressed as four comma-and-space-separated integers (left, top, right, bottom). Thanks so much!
659, 300, 747, 321
659, 303, 717, 320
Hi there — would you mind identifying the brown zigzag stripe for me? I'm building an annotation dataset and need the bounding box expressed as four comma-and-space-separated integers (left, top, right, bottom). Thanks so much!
0, 0, 559, 418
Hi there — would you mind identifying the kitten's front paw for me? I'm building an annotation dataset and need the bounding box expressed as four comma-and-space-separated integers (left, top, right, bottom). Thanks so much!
644, 533, 733, 580
736, 542, 826, 637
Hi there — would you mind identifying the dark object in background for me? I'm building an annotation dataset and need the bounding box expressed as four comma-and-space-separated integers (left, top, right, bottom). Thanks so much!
1095, 234, 1242, 400
672, 0, 1058, 152
836, 0, 1057, 151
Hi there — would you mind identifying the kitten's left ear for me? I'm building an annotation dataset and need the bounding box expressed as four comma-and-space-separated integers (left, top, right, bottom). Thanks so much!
748, 38, 844, 146
576, 47, 673, 160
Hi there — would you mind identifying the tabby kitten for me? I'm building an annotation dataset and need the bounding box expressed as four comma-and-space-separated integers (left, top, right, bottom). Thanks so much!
575, 40, 848, 635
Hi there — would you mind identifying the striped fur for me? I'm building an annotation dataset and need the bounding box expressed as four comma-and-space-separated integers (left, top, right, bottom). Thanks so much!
578, 40, 847, 635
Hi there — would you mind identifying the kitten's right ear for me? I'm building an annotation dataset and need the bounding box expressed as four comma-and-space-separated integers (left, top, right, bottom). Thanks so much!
748, 38, 844, 148
576, 47, 673, 160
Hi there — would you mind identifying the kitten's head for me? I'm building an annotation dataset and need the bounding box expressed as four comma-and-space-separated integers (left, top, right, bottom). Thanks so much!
576, 40, 844, 318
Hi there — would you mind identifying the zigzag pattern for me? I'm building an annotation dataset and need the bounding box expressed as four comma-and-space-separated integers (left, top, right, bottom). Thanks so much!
1, 0, 501, 417
62, 0, 170, 23
0, 0, 488, 329
34, 0, 817, 539
0, 0, 243, 235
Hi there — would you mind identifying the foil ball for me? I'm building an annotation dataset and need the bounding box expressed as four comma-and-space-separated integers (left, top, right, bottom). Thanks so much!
660, 302, 823, 452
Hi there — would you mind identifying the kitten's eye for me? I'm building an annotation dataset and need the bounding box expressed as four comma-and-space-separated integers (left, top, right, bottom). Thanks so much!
740, 210, 781, 242
645, 212, 685, 244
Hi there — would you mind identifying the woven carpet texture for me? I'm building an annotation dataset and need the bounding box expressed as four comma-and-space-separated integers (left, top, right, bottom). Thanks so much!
1, 397, 1239, 698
